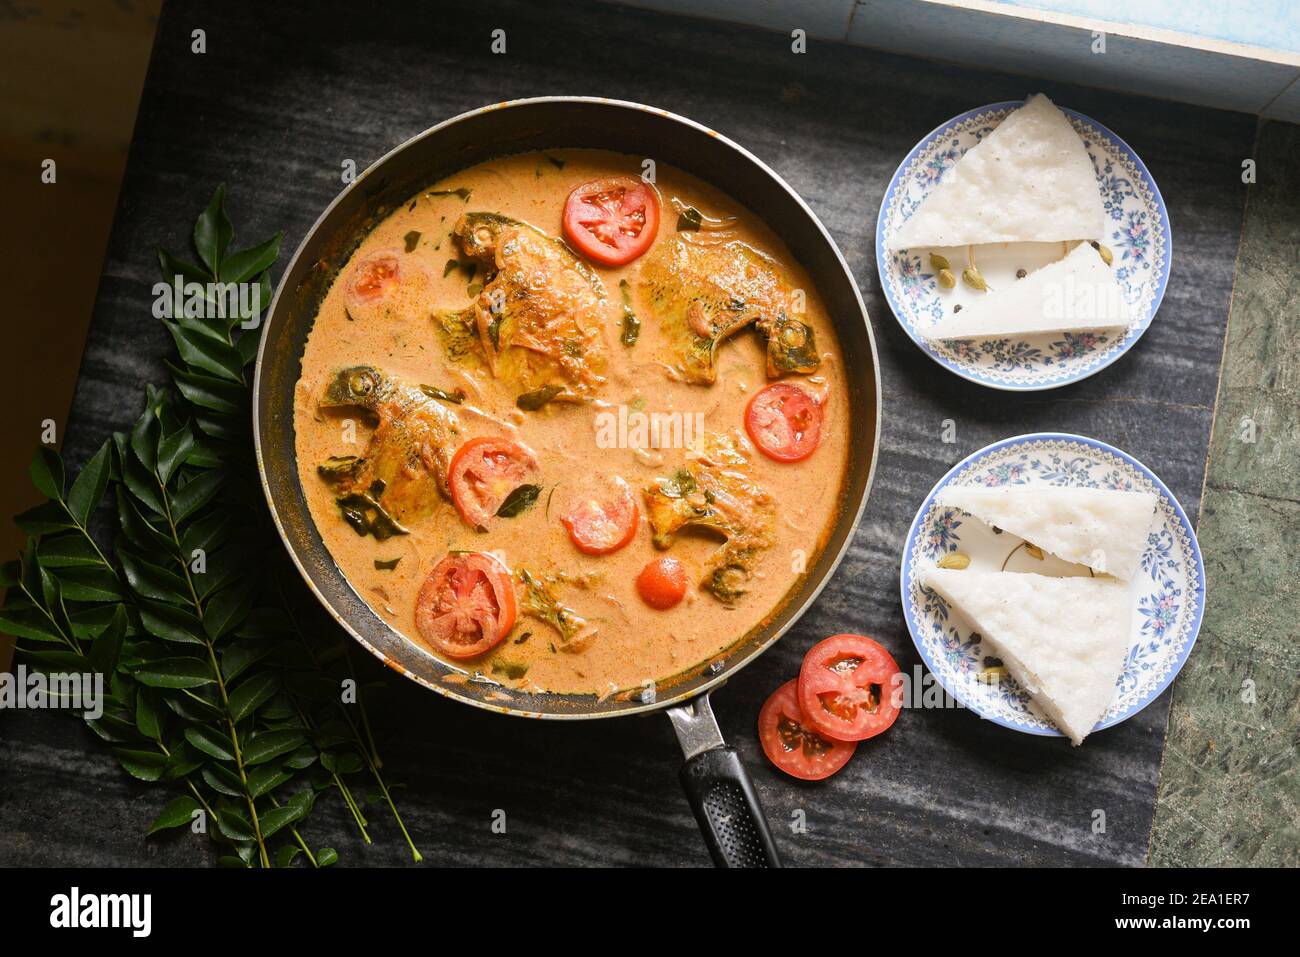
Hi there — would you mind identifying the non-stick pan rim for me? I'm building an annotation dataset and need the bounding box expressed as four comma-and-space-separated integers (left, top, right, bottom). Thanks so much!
252, 95, 883, 720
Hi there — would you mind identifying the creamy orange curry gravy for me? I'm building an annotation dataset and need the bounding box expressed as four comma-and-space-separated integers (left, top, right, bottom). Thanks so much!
294, 149, 850, 696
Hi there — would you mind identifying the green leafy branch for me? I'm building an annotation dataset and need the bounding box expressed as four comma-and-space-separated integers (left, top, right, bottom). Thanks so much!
0, 186, 420, 867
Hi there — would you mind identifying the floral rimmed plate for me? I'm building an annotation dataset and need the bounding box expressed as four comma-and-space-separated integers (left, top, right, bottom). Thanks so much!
899, 433, 1204, 740
876, 102, 1172, 391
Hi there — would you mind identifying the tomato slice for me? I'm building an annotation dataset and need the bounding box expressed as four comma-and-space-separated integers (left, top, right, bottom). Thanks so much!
346, 251, 402, 306
797, 634, 902, 742
415, 552, 518, 659
745, 382, 823, 463
759, 680, 856, 781
449, 437, 539, 531
561, 477, 639, 555
636, 556, 688, 610
562, 176, 660, 267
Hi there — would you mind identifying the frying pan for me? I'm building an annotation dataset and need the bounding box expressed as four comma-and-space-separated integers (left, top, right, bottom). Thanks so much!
253, 98, 881, 867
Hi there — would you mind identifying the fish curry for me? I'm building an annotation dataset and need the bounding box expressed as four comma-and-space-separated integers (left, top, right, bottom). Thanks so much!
293, 150, 850, 697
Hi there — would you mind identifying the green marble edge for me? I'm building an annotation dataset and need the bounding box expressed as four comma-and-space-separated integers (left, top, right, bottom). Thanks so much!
1149, 119, 1300, 867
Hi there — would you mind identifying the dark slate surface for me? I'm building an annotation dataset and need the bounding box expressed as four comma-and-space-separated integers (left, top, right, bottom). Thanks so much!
0, 0, 1251, 867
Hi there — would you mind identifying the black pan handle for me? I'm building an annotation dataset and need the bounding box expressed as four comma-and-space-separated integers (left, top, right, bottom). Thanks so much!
667, 694, 782, 868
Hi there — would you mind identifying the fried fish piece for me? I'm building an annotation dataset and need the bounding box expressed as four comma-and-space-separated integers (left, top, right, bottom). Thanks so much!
317, 365, 461, 534
516, 567, 597, 654
435, 213, 607, 399
639, 237, 820, 385
643, 433, 776, 604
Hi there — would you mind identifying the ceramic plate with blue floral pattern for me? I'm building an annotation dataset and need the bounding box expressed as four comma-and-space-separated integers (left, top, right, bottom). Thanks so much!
899, 433, 1204, 740
876, 102, 1171, 391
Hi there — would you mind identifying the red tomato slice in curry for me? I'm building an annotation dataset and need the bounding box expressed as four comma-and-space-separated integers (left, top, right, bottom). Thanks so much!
561, 477, 639, 555
745, 382, 823, 462
636, 556, 688, 610
797, 634, 902, 742
562, 176, 660, 266
759, 679, 856, 781
415, 552, 518, 659
449, 437, 539, 531
346, 251, 402, 305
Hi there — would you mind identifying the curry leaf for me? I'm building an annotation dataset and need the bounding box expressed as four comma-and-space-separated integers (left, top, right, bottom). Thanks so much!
116, 486, 177, 556
139, 601, 206, 645
65, 441, 112, 526
54, 566, 124, 603
202, 763, 244, 796
202, 583, 255, 641
170, 469, 227, 524
115, 748, 168, 782
68, 603, 123, 642
227, 671, 279, 724
258, 801, 307, 839
248, 765, 293, 799
193, 184, 233, 276
218, 233, 281, 284
496, 483, 542, 518
0, 604, 63, 643
29, 447, 64, 500
220, 637, 274, 683
120, 551, 189, 604
243, 730, 309, 767
148, 795, 201, 834
418, 384, 465, 404
135, 657, 214, 689
163, 746, 204, 781
135, 687, 163, 739
88, 605, 127, 677
85, 712, 137, 744
35, 534, 101, 568
165, 320, 245, 383
516, 385, 563, 411
156, 426, 198, 486
13, 500, 74, 536
158, 248, 210, 290
130, 413, 160, 474
216, 804, 255, 842
115, 436, 167, 517
185, 725, 236, 761
169, 363, 246, 414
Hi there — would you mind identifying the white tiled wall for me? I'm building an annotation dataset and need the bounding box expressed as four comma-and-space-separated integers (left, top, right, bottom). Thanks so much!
605, 0, 1300, 121
996, 0, 1300, 56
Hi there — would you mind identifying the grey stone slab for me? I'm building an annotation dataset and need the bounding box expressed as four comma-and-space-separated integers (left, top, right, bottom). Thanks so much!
0, 0, 1251, 867
1149, 120, 1300, 867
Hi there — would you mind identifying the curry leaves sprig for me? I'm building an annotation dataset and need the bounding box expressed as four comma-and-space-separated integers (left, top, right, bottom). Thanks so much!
0, 186, 420, 866
158, 189, 419, 862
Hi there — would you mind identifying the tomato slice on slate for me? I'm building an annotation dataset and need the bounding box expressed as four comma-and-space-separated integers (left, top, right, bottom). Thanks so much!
449, 437, 539, 531
759, 679, 856, 781
561, 476, 640, 555
797, 634, 902, 742
346, 252, 402, 306
562, 176, 660, 267
415, 552, 518, 659
744, 382, 823, 463
636, 557, 688, 610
